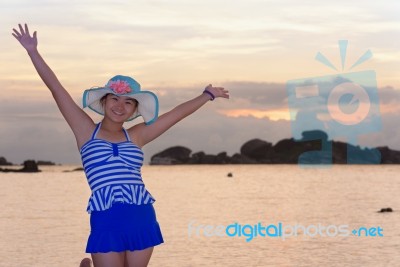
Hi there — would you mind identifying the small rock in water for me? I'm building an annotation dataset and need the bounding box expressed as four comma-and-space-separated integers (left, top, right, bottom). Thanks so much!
378, 207, 393, 213
21, 160, 40, 172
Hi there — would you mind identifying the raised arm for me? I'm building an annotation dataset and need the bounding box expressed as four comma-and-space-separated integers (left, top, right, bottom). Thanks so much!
12, 24, 94, 146
131, 85, 229, 147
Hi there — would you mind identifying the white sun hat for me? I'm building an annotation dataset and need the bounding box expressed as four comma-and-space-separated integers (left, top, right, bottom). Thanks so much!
82, 75, 159, 124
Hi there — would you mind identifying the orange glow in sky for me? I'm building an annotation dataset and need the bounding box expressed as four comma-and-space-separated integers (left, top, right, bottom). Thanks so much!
219, 108, 291, 121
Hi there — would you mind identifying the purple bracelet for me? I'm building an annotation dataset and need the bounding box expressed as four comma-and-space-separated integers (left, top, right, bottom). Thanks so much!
203, 89, 215, 101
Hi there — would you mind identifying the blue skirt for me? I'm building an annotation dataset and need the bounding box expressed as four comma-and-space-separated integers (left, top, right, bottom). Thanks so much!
86, 203, 164, 253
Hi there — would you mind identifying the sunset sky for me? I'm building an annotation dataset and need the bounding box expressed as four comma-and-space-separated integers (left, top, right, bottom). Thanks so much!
1, 0, 399, 164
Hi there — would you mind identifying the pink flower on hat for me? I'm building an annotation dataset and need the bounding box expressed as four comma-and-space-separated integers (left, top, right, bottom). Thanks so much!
107, 80, 132, 94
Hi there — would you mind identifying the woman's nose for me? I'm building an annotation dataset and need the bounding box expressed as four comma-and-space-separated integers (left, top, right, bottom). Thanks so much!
116, 99, 125, 107
113, 101, 124, 110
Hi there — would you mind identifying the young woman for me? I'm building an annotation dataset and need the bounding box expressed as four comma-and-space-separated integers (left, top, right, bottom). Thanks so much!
12, 23, 229, 267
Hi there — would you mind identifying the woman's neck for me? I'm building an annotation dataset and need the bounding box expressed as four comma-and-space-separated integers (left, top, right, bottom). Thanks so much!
100, 119, 124, 133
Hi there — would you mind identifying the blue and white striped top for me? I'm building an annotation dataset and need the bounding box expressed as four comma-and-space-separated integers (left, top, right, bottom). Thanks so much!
80, 122, 155, 213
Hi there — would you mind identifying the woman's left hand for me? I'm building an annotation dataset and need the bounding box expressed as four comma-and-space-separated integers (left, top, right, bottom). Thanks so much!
204, 84, 229, 100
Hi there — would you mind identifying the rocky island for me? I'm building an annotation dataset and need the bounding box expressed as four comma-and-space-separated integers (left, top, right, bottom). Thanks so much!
0, 158, 58, 172
0, 157, 13, 166
0, 160, 41, 172
150, 130, 400, 165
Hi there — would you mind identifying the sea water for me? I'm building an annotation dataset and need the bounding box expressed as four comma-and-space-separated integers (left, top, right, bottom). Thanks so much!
0, 165, 399, 267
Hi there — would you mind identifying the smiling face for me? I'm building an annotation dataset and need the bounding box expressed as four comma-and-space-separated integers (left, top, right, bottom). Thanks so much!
102, 94, 138, 122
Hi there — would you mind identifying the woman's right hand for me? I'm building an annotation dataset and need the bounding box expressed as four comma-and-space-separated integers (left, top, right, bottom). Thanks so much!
12, 23, 38, 52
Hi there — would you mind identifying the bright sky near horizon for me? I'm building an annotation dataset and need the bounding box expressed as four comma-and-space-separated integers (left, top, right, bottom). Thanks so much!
1, 0, 399, 164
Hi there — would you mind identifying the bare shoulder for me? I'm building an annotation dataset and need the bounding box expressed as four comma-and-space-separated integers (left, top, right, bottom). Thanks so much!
75, 121, 98, 150
126, 122, 146, 147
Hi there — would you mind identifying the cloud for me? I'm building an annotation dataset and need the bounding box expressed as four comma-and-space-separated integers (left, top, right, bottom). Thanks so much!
4, 0, 400, 96
223, 81, 287, 107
